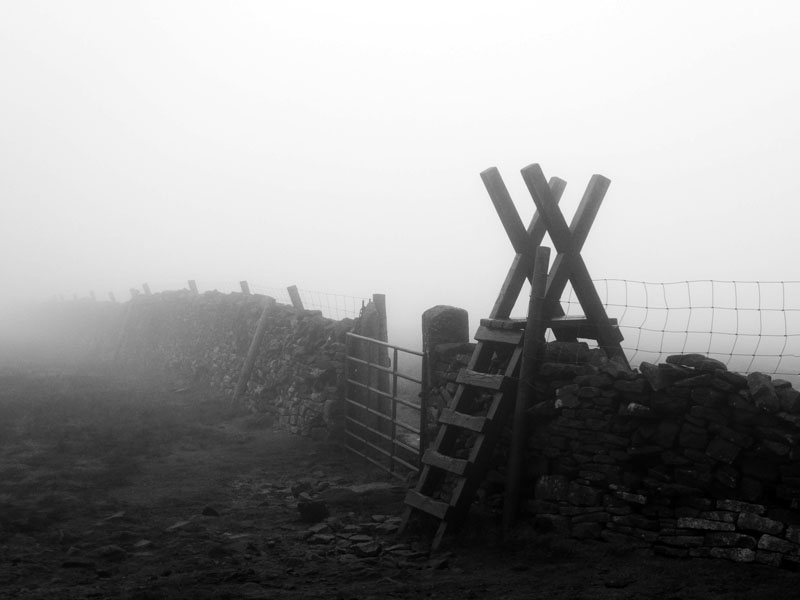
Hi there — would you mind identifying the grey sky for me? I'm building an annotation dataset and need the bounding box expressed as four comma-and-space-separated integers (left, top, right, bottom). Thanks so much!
2, 1, 799, 348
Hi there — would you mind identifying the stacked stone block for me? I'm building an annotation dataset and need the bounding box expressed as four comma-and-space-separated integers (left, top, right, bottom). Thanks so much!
519, 343, 800, 567
113, 291, 353, 441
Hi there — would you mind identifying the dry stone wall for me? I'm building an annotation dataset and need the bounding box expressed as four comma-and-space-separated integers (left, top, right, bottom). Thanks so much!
423, 308, 800, 568
48, 290, 364, 441
522, 345, 800, 568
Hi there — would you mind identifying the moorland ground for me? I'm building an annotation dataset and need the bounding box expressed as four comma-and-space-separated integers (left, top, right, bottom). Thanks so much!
1, 368, 798, 599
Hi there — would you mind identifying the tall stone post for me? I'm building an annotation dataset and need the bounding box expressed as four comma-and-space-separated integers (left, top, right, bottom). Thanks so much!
420, 305, 469, 456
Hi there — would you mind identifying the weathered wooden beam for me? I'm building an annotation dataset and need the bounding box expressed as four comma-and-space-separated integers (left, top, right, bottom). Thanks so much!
188, 280, 199, 294
455, 369, 507, 391
373, 293, 388, 342
504, 246, 550, 536
422, 449, 469, 475
240, 280, 251, 295
473, 325, 524, 345
404, 490, 449, 519
569, 174, 611, 249
233, 296, 277, 402
480, 167, 530, 255
287, 285, 304, 310
520, 164, 573, 250
486, 171, 566, 320
438, 408, 487, 433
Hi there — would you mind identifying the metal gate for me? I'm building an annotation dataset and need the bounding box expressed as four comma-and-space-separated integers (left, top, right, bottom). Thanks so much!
344, 332, 427, 479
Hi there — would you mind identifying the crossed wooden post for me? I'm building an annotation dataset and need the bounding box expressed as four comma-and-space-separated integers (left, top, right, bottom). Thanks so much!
400, 162, 629, 549
481, 163, 628, 366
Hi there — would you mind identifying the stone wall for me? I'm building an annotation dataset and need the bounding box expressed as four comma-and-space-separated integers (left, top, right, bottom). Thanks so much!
522, 345, 800, 567
422, 308, 800, 568
32, 290, 375, 441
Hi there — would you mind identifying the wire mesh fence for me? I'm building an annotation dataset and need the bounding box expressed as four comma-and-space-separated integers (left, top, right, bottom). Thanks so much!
295, 289, 368, 321
553, 279, 800, 379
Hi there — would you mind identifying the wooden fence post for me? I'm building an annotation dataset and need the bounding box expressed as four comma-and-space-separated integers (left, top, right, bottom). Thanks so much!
287, 285, 304, 310
142, 283, 151, 296
503, 246, 550, 537
240, 281, 251, 295
113, 302, 134, 363
233, 296, 277, 402
188, 280, 198, 294
373, 293, 387, 342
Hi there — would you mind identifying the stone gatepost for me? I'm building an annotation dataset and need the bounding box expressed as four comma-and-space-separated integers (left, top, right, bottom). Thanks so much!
420, 305, 471, 453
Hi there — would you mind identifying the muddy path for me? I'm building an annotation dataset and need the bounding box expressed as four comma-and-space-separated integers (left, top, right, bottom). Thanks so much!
1, 371, 799, 599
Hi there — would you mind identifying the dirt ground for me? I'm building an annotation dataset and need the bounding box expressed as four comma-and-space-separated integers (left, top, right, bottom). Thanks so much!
1, 369, 799, 599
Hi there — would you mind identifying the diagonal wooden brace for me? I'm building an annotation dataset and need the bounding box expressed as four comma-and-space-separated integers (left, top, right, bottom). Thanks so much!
480, 167, 566, 320
520, 164, 626, 359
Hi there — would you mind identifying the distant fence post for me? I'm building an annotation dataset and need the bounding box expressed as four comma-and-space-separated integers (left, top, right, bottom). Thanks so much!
142, 283, 152, 296
240, 280, 251, 295
233, 296, 277, 402
287, 285, 304, 310
188, 280, 198, 294
373, 293, 387, 343
350, 296, 392, 441
371, 293, 391, 425
114, 302, 134, 363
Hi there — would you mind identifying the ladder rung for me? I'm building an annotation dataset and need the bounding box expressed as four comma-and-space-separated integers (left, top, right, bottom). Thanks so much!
479, 318, 528, 331
422, 449, 469, 475
474, 325, 523, 346
439, 408, 487, 433
548, 315, 618, 327
548, 315, 620, 341
456, 369, 508, 391
404, 490, 449, 519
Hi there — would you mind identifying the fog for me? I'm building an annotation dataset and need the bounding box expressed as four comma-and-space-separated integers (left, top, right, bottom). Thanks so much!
2, 1, 800, 352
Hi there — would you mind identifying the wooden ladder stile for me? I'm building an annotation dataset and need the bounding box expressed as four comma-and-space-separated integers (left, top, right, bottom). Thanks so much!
399, 316, 527, 549
400, 163, 627, 550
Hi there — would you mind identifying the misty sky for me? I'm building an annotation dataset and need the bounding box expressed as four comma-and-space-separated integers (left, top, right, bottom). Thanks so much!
2, 1, 800, 348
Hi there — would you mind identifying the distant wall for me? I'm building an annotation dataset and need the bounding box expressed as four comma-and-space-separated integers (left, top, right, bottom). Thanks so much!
18, 290, 377, 441
424, 308, 800, 568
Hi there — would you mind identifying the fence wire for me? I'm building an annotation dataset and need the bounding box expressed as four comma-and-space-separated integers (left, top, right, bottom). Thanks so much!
552, 280, 800, 379
296, 289, 368, 320
60, 281, 369, 322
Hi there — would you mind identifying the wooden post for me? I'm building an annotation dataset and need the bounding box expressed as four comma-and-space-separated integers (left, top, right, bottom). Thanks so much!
373, 293, 388, 342
370, 293, 391, 439
240, 280, 251, 295
188, 280, 198, 294
113, 301, 134, 363
142, 283, 152, 296
233, 296, 277, 402
503, 246, 551, 537
109, 292, 116, 303
287, 285, 304, 310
